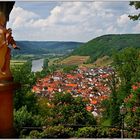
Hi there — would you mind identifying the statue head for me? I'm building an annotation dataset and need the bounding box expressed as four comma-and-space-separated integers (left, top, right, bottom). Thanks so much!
0, 1, 15, 27
0, 12, 6, 27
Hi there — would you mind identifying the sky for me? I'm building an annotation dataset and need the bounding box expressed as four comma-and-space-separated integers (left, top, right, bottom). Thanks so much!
7, 1, 140, 42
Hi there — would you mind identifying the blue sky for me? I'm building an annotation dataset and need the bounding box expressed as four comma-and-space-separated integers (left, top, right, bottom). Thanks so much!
7, 1, 140, 42
16, 2, 59, 18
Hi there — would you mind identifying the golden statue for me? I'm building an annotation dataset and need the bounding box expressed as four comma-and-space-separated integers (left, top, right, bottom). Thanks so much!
0, 12, 20, 81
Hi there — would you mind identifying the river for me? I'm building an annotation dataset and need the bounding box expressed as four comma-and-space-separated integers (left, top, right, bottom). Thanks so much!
31, 59, 44, 72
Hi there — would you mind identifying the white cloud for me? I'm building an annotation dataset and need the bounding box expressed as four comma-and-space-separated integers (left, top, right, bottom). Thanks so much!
8, 6, 39, 28
8, 2, 139, 42
133, 22, 140, 32
106, 25, 117, 33
117, 14, 130, 26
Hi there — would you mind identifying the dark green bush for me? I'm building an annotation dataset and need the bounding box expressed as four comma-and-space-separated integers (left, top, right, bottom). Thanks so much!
97, 127, 108, 138
42, 126, 73, 138
75, 127, 121, 138
108, 128, 121, 138
75, 127, 98, 138
29, 130, 42, 138
14, 106, 34, 131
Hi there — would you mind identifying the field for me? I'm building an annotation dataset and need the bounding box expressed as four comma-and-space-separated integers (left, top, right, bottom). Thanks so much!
60, 55, 90, 66
93, 56, 113, 67
10, 60, 27, 67
48, 58, 60, 66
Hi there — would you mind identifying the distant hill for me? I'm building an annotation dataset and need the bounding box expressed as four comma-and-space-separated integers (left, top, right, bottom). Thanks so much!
12, 41, 83, 56
72, 34, 140, 62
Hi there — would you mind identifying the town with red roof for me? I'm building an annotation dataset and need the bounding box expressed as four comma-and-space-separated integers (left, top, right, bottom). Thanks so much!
32, 66, 114, 117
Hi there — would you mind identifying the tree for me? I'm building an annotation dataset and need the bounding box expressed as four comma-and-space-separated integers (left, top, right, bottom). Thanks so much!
43, 58, 49, 69
12, 61, 38, 112
107, 47, 140, 128
44, 92, 96, 127
124, 86, 140, 138
113, 47, 140, 99
14, 106, 33, 132
129, 1, 140, 20
101, 69, 120, 126
63, 65, 78, 73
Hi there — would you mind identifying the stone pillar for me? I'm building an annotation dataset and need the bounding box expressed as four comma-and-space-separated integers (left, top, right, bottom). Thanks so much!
0, 82, 20, 138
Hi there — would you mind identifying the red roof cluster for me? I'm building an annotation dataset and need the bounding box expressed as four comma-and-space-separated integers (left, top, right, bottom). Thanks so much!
32, 66, 114, 116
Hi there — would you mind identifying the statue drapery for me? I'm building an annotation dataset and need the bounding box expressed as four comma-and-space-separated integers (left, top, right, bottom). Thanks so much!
0, 1, 19, 81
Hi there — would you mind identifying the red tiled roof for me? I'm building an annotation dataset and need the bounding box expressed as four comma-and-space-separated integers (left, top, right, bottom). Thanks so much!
86, 106, 93, 111
90, 99, 97, 105
66, 83, 77, 87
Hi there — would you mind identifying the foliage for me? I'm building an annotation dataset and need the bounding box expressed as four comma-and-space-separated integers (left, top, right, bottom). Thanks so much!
32, 115, 45, 127
101, 48, 140, 130
12, 61, 38, 112
48, 92, 96, 126
129, 2, 140, 20
42, 126, 73, 138
29, 130, 42, 139
75, 126, 120, 138
124, 87, 140, 137
113, 47, 140, 98
43, 58, 49, 69
109, 91, 120, 126
13, 41, 82, 56
104, 69, 120, 126
101, 100, 110, 119
14, 106, 34, 131
75, 127, 98, 138
72, 34, 140, 62
12, 60, 44, 136
14, 106, 44, 135
12, 61, 36, 85
97, 127, 108, 138
63, 65, 78, 73
108, 128, 121, 138
35, 63, 58, 79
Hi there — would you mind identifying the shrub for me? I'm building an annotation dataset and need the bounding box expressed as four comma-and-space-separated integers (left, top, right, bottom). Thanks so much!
42, 126, 73, 138
75, 127, 98, 138
108, 128, 121, 138
19, 129, 28, 138
14, 106, 33, 132
29, 130, 42, 138
97, 127, 108, 138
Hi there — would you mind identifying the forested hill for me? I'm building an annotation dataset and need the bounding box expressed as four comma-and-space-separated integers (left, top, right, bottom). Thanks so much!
71, 34, 140, 61
12, 41, 83, 55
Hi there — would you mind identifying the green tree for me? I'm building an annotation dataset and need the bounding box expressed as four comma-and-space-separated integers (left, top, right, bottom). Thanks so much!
124, 87, 140, 138
14, 106, 33, 132
113, 47, 140, 99
63, 65, 78, 73
43, 58, 49, 69
12, 61, 37, 86
42, 126, 73, 138
108, 70, 120, 126
101, 68, 120, 126
105, 48, 140, 127
12, 61, 38, 112
46, 92, 96, 126
129, 2, 140, 20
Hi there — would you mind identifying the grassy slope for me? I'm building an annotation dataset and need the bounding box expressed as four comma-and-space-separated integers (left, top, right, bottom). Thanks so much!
60, 56, 89, 66
72, 34, 140, 62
